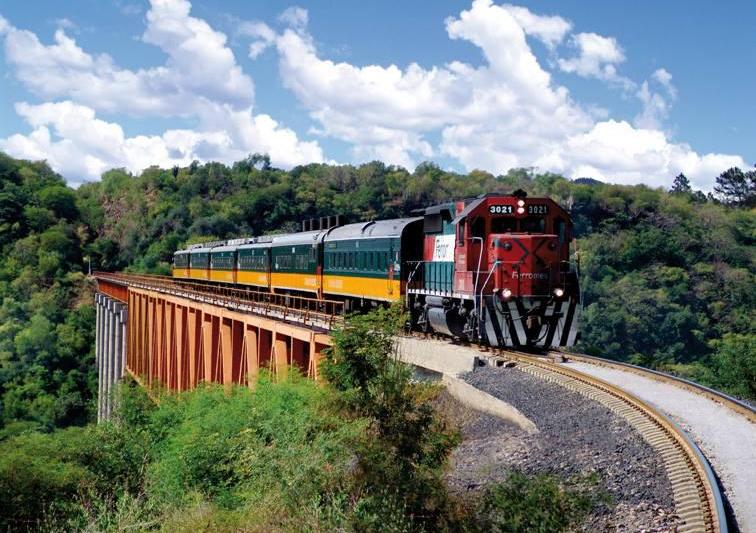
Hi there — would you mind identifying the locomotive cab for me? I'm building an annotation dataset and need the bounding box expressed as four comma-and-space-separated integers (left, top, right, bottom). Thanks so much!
452, 192, 574, 299
487, 207, 573, 301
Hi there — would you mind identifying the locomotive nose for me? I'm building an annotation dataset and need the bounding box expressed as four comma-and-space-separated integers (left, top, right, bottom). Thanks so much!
489, 233, 560, 298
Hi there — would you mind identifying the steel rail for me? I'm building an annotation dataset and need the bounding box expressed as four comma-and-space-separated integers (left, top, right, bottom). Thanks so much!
550, 350, 755, 423
93, 271, 345, 331
496, 350, 726, 533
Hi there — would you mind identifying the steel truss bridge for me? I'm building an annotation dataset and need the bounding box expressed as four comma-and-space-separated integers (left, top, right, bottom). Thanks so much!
93, 272, 339, 420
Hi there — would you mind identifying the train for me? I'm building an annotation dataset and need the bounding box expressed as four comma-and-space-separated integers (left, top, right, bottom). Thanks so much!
172, 191, 580, 349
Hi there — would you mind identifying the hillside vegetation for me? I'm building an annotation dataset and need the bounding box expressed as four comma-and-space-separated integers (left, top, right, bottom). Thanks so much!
1, 306, 606, 532
0, 152, 754, 435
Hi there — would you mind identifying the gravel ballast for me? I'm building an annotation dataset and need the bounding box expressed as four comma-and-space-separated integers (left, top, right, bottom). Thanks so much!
445, 365, 681, 531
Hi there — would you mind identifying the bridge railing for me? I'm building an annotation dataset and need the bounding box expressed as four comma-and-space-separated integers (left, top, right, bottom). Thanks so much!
93, 271, 345, 330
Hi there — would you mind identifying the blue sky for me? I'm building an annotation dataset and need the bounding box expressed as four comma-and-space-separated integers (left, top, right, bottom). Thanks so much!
0, 0, 752, 188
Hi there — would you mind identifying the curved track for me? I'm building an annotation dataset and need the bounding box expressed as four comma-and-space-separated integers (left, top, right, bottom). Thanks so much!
553, 351, 755, 422
542, 351, 755, 532
490, 350, 728, 533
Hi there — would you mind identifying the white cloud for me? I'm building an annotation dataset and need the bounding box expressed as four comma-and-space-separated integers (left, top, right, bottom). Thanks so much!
634, 81, 669, 129
273, 0, 589, 168
278, 6, 308, 30
1, 4, 253, 114
557, 120, 745, 189
557, 33, 679, 130
652, 67, 677, 98
114, 1, 142, 16
0, 101, 174, 185
0, 101, 322, 184
0, 0, 323, 180
0, 15, 8, 35
557, 32, 630, 88
501, 4, 571, 48
239, 20, 276, 58
142, 0, 256, 111
53, 17, 78, 32
633, 68, 677, 130
260, 0, 745, 189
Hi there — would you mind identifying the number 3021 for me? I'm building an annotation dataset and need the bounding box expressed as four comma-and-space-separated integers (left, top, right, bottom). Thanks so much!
489, 205, 513, 214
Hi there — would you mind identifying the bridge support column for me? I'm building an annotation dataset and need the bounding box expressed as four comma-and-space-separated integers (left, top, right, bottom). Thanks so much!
95, 294, 104, 421
96, 293, 128, 423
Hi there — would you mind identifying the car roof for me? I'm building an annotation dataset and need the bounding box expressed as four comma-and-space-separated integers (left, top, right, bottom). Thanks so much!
270, 230, 325, 247
324, 217, 422, 242
211, 245, 238, 253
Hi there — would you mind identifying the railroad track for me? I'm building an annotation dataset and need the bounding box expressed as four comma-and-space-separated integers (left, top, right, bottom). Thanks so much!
489, 350, 728, 533
550, 350, 756, 423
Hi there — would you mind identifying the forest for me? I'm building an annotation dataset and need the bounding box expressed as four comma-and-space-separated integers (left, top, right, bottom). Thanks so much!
1, 151, 753, 432
0, 151, 753, 529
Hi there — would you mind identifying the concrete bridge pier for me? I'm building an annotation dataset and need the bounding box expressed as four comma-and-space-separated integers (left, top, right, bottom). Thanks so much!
95, 293, 127, 422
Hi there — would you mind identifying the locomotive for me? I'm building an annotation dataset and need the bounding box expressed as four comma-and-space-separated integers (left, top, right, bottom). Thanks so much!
172, 191, 580, 349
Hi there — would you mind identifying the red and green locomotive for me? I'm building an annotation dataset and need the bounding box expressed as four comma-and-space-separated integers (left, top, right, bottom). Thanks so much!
407, 191, 580, 349
173, 191, 580, 349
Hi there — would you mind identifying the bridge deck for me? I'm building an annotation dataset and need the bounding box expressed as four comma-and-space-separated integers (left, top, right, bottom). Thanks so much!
94, 271, 344, 331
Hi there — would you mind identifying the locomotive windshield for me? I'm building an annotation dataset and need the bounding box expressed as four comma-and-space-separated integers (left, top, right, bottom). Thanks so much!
491, 217, 517, 233
490, 216, 545, 233
520, 216, 545, 233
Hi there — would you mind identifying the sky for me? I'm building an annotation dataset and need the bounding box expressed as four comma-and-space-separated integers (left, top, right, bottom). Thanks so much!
0, 0, 753, 189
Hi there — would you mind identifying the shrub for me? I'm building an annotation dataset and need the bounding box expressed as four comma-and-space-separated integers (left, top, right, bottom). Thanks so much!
0, 429, 90, 530
144, 376, 365, 529
698, 333, 756, 400
323, 304, 461, 531
472, 472, 606, 533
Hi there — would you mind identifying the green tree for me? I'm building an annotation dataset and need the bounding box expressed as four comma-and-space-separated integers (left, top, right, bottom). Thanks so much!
324, 306, 459, 530
670, 173, 691, 194
714, 167, 756, 206
700, 333, 756, 399
38, 185, 78, 221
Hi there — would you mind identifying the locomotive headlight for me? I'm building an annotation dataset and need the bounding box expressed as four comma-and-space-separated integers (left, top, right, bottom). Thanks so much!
516, 207, 525, 214
553, 288, 565, 298
502, 288, 513, 299
517, 199, 525, 207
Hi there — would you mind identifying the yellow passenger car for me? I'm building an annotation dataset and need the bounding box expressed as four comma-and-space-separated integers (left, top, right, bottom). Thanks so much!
188, 247, 211, 281
172, 250, 190, 279
321, 218, 423, 302
209, 245, 237, 284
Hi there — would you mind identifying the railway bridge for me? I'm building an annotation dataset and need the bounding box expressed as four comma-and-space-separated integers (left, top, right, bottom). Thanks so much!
93, 272, 337, 420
